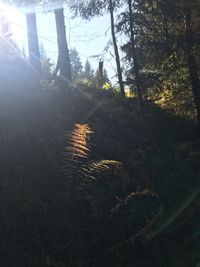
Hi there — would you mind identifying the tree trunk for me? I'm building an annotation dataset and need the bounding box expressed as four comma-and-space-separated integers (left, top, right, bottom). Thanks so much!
98, 60, 104, 88
128, 0, 142, 104
185, 7, 200, 123
26, 12, 41, 73
54, 7, 72, 82
109, 0, 125, 96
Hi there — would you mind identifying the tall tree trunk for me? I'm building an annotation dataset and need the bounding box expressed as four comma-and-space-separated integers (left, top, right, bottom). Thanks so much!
185, 7, 200, 123
109, 0, 125, 96
98, 60, 104, 88
128, 0, 142, 104
26, 12, 41, 73
54, 7, 72, 82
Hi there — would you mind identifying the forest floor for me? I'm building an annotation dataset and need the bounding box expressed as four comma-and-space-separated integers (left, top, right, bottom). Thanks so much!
0, 82, 200, 267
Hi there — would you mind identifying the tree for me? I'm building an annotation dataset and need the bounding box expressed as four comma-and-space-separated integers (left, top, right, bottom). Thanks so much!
82, 59, 95, 82
108, 0, 125, 95
69, 48, 83, 81
103, 68, 110, 84
40, 43, 53, 78
184, 4, 200, 122
8, 0, 41, 72
53, 4, 72, 82
26, 11, 41, 73
151, 0, 200, 122
95, 61, 111, 88
32, 0, 72, 82
127, 0, 143, 104
95, 60, 104, 88
117, 0, 200, 121
68, 0, 125, 95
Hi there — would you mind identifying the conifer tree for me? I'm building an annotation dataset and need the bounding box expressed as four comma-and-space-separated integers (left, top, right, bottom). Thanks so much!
69, 48, 83, 81
68, 0, 125, 95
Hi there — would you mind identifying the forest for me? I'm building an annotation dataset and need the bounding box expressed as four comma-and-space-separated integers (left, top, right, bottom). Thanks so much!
0, 0, 200, 266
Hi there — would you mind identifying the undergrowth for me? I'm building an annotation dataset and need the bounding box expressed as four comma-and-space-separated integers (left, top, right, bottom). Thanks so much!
0, 77, 200, 266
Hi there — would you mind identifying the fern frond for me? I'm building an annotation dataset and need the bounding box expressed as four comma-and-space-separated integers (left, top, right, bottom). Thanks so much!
63, 124, 130, 191
65, 123, 93, 159
82, 160, 122, 175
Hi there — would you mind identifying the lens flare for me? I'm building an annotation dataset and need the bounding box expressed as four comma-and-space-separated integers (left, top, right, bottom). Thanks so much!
0, 3, 25, 43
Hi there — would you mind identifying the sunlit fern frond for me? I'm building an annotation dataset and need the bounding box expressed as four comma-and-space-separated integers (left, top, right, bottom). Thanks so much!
82, 160, 122, 175
63, 124, 129, 191
65, 123, 93, 160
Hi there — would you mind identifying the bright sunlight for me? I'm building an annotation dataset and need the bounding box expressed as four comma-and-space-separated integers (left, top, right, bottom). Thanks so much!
0, 3, 24, 40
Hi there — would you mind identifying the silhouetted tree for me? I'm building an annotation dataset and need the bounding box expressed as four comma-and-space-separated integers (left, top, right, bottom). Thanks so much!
53, 4, 72, 82
82, 59, 95, 81
11, 0, 41, 72
26, 11, 41, 72
69, 47, 83, 81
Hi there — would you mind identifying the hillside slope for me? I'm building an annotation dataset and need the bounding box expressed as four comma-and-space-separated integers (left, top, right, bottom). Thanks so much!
0, 82, 200, 267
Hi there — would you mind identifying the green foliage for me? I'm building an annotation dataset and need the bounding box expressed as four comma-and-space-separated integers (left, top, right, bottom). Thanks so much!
147, 51, 196, 119
69, 47, 83, 81
40, 43, 53, 78
76, 59, 96, 86
68, 0, 125, 95
102, 81, 111, 90
117, 0, 200, 120
83, 59, 95, 79
95, 68, 111, 89
73, 58, 112, 90
68, 0, 123, 20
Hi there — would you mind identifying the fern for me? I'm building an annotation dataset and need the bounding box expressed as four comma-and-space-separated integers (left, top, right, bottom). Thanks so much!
111, 188, 160, 213
63, 123, 162, 254
64, 124, 129, 186
64, 123, 93, 160
63, 123, 93, 188
82, 159, 121, 174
